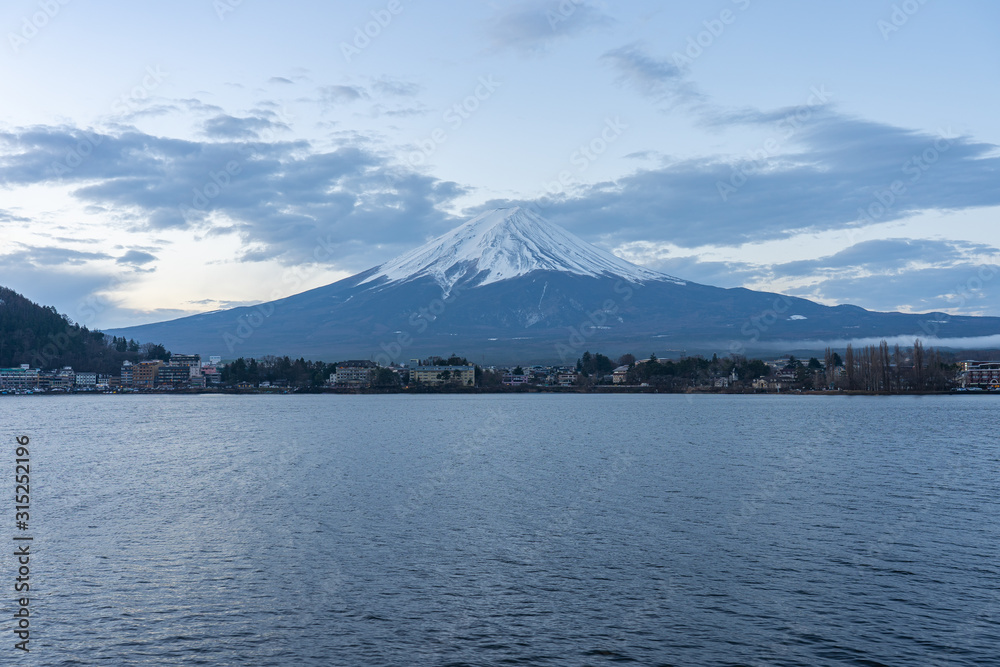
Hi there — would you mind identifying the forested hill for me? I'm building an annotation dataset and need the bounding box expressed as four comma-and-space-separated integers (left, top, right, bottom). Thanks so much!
0, 286, 166, 373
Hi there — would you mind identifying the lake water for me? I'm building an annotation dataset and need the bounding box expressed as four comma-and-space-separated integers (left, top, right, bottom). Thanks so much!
2, 394, 998, 665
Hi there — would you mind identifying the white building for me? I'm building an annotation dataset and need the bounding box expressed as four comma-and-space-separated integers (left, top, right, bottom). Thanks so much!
170, 354, 203, 378
334, 360, 379, 387
57, 367, 76, 387
557, 373, 578, 387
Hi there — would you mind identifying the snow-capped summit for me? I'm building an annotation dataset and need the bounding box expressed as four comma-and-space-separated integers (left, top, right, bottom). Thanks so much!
360, 207, 684, 294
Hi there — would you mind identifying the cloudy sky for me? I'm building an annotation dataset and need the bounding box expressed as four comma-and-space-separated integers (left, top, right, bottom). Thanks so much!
1, 0, 998, 329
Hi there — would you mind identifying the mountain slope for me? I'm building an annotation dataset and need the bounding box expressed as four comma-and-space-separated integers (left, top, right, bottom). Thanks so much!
360, 207, 683, 294
105, 209, 1000, 363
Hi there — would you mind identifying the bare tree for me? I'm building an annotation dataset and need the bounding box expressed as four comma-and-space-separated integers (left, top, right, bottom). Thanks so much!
893, 344, 904, 392
913, 339, 925, 389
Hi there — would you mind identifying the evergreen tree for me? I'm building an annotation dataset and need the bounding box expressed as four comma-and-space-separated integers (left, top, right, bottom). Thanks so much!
0, 286, 170, 373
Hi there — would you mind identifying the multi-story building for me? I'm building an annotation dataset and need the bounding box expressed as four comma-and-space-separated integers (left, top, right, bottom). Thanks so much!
170, 354, 202, 379
201, 365, 222, 385
75, 372, 97, 387
171, 354, 201, 367
34, 368, 74, 391
132, 361, 163, 389
412, 365, 475, 386
49, 367, 76, 390
121, 360, 134, 387
156, 364, 192, 388
752, 378, 787, 392
0, 365, 39, 390
36, 371, 57, 391
557, 373, 579, 387
963, 362, 1000, 389
502, 373, 528, 386
333, 360, 379, 387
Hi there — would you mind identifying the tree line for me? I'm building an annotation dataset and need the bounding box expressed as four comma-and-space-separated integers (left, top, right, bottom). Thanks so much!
574, 341, 960, 392
574, 350, 772, 388
834, 340, 953, 392
221, 356, 335, 387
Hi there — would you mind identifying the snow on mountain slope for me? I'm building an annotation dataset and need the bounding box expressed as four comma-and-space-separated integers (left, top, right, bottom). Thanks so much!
359, 207, 685, 294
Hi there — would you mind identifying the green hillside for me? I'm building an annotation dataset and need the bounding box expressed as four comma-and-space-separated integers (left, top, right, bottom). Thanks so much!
0, 286, 167, 373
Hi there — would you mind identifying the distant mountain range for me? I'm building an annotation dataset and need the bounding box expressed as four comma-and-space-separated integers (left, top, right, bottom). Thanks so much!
107, 207, 1000, 363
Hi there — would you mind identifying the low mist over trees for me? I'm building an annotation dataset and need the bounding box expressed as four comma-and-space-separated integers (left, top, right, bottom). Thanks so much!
612, 353, 771, 388
839, 340, 953, 392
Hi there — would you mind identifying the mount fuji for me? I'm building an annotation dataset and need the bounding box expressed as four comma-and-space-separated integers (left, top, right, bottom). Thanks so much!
108, 207, 1000, 363
357, 207, 681, 295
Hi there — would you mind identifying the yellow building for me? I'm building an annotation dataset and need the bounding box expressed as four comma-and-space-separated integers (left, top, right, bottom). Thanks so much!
411, 365, 475, 386
132, 361, 163, 389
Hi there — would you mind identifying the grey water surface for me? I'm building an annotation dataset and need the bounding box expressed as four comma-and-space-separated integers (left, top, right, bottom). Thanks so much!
3, 393, 998, 666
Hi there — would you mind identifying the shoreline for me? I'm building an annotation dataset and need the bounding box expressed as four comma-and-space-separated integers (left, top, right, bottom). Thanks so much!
2, 387, 996, 397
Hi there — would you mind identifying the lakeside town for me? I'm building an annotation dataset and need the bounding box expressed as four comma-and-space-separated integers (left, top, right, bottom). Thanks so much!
4, 286, 998, 396
2, 346, 999, 395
